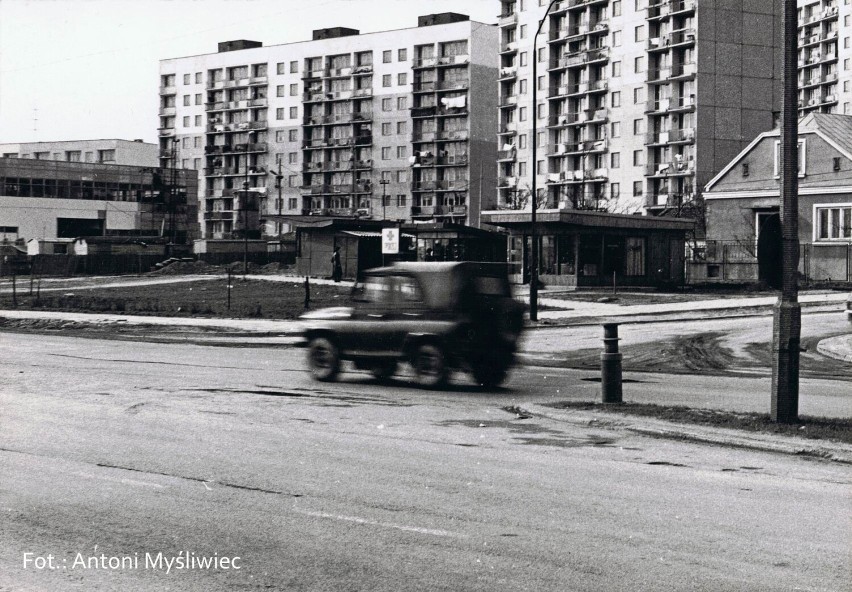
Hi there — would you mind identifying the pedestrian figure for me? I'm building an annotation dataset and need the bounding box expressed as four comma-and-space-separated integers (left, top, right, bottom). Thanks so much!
424, 247, 435, 262
331, 246, 342, 282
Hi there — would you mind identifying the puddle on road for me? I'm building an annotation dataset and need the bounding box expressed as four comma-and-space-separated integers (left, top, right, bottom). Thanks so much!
435, 418, 617, 449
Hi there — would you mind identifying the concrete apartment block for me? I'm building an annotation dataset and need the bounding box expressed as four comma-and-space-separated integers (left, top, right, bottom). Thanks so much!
159, 14, 497, 239
496, 0, 782, 216
798, 0, 852, 116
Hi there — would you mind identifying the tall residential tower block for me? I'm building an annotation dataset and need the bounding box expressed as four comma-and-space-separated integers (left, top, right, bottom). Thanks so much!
496, 0, 784, 215
158, 14, 498, 239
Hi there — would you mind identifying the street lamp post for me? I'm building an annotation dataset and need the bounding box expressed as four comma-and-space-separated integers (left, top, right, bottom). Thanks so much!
168, 137, 179, 256
771, 0, 801, 423
379, 178, 390, 220
242, 135, 252, 278
529, 0, 560, 322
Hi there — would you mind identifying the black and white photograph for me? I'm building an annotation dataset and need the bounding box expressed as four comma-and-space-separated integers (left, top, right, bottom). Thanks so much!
0, 0, 850, 589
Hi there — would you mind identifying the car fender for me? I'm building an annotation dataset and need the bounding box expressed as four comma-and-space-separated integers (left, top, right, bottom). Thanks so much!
402, 332, 450, 362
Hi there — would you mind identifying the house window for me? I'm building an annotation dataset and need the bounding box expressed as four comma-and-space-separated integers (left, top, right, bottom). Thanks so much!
289, 106, 298, 119
183, 95, 191, 106
277, 62, 286, 75
98, 149, 115, 163
276, 130, 286, 142
195, 94, 202, 105
633, 181, 643, 196
383, 74, 392, 87
814, 204, 852, 241
397, 121, 407, 134
611, 91, 621, 107
65, 151, 80, 162
276, 108, 285, 120
382, 122, 392, 136
398, 48, 407, 61
611, 182, 620, 199
397, 146, 407, 158
397, 97, 407, 110
396, 170, 407, 183
773, 139, 806, 177
382, 147, 391, 160
183, 73, 191, 85
290, 83, 298, 96
288, 152, 298, 164
397, 194, 407, 207
383, 50, 392, 63
195, 72, 202, 83
398, 73, 407, 86
290, 61, 298, 73
382, 98, 392, 111
612, 61, 621, 77
611, 152, 620, 168
277, 85, 286, 97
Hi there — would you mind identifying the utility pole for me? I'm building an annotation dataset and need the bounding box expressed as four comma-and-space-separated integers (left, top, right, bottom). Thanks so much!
169, 137, 179, 256
379, 178, 390, 220
530, 1, 559, 321
242, 135, 251, 278
771, 0, 801, 424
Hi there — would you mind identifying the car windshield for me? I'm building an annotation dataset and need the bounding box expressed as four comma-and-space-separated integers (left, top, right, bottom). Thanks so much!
352, 275, 423, 304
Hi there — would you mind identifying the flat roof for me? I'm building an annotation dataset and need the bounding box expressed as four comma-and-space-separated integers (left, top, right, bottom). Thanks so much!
482, 209, 695, 231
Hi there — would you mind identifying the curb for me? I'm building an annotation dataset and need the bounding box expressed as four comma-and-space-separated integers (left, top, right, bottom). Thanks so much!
524, 404, 852, 464
817, 335, 852, 363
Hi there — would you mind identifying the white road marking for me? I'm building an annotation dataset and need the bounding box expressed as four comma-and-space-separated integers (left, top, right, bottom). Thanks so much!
292, 506, 466, 539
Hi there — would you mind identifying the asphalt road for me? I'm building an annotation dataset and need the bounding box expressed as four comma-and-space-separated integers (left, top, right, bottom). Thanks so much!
1, 332, 849, 591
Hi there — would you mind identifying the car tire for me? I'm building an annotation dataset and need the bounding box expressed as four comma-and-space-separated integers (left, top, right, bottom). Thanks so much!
471, 351, 511, 389
307, 337, 340, 382
371, 360, 397, 381
412, 344, 448, 388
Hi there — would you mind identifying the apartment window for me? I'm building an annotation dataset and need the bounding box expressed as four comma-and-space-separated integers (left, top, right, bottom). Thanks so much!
183, 95, 190, 106
518, 161, 528, 177
195, 93, 201, 105
519, 134, 528, 149
276, 108, 284, 120
397, 146, 407, 158
633, 181, 643, 196
97, 149, 115, 163
537, 160, 545, 174
611, 183, 620, 199
537, 103, 546, 119
397, 96, 407, 110
194, 158, 201, 170
397, 170, 407, 183
611, 152, 620, 168
382, 98, 392, 111
277, 85, 286, 97
183, 73, 190, 85
382, 146, 391, 159
398, 48, 407, 61
397, 194, 407, 207
34, 152, 49, 160
182, 137, 190, 149
383, 50, 392, 63
161, 74, 175, 87
289, 129, 298, 142
815, 204, 852, 241
845, 59, 851, 71
290, 61, 298, 73
519, 24, 528, 39
277, 62, 286, 75
612, 31, 622, 46
612, 0, 621, 16
635, 25, 645, 42
82, 151, 92, 162
397, 121, 407, 134
276, 130, 286, 142
382, 122, 392, 136
288, 198, 298, 209
612, 61, 621, 77
742, 163, 750, 177
196, 72, 202, 84
611, 91, 621, 107
635, 0, 646, 8
66, 151, 81, 162
538, 47, 546, 63
634, 56, 644, 73
194, 136, 201, 148
288, 152, 298, 164
538, 75, 546, 90
289, 175, 298, 188
289, 106, 298, 119
183, 116, 190, 127
538, 131, 546, 146
520, 52, 528, 67
634, 119, 644, 135
633, 150, 644, 166
398, 73, 407, 86
383, 74, 392, 87
633, 87, 644, 103
611, 121, 621, 137
290, 83, 298, 96
519, 106, 528, 121
182, 159, 189, 169
520, 79, 528, 94
194, 115, 201, 126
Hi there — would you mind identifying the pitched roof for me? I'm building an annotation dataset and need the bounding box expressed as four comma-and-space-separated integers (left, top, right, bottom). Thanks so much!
799, 113, 852, 156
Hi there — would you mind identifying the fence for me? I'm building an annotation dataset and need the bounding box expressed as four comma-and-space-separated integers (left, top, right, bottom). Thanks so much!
686, 240, 852, 286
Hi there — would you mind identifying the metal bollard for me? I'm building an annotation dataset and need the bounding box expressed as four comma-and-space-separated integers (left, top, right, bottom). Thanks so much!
600, 322, 623, 403
304, 276, 311, 309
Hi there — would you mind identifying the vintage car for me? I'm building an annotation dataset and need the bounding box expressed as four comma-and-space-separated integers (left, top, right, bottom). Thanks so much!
299, 262, 525, 388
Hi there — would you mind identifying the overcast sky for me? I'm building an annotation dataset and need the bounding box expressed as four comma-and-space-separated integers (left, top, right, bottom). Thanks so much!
0, 0, 496, 145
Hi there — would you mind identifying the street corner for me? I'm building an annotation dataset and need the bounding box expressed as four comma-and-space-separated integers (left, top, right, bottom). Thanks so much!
816, 333, 852, 363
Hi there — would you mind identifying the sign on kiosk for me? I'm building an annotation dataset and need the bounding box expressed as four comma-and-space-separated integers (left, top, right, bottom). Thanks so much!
381, 228, 399, 255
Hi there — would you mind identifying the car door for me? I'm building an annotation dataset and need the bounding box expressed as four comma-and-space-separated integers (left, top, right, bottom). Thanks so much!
343, 275, 398, 356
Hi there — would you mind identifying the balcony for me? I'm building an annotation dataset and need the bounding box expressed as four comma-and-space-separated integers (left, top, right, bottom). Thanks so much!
303, 91, 326, 103
413, 180, 438, 191
413, 81, 437, 93
436, 155, 469, 166
323, 66, 353, 78
645, 127, 695, 145
647, 0, 695, 20
548, 112, 582, 127
413, 57, 439, 68
435, 130, 469, 141
498, 121, 518, 135
204, 211, 234, 221
549, 48, 609, 71
647, 28, 695, 51
412, 106, 438, 118
352, 65, 373, 76
498, 12, 518, 26
497, 148, 516, 161
437, 79, 469, 91
499, 41, 519, 55
436, 55, 470, 66
411, 205, 436, 216
413, 132, 437, 142
645, 160, 694, 177
646, 95, 695, 113
499, 66, 518, 80
158, 106, 176, 116
500, 94, 519, 107
435, 205, 467, 216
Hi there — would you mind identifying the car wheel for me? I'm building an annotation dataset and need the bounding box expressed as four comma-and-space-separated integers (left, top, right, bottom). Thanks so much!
471, 352, 511, 389
307, 337, 340, 382
412, 344, 448, 388
371, 360, 397, 381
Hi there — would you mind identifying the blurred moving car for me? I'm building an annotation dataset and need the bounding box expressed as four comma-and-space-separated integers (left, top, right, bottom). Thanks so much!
299, 262, 525, 388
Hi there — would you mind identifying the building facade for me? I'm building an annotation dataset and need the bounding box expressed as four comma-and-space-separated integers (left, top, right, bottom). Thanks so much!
158, 13, 498, 240
797, 0, 852, 116
0, 157, 199, 244
700, 113, 852, 285
0, 139, 159, 167
495, 0, 783, 215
